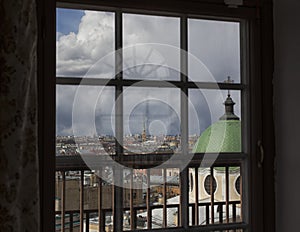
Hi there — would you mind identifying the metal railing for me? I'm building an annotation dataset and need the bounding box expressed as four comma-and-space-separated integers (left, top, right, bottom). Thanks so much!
55, 155, 243, 232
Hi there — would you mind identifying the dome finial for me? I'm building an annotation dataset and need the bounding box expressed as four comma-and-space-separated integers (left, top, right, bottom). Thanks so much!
225, 76, 233, 97
219, 76, 239, 121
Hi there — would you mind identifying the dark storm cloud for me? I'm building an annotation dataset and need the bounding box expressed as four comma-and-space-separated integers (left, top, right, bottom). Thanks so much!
188, 19, 240, 83
128, 100, 180, 135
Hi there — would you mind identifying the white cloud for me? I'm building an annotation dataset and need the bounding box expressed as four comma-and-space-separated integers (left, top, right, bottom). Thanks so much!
56, 11, 241, 136
56, 12, 181, 78
56, 32, 63, 41
56, 11, 115, 77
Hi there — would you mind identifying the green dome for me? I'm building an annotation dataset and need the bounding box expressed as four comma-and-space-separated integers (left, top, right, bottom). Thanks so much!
192, 120, 241, 153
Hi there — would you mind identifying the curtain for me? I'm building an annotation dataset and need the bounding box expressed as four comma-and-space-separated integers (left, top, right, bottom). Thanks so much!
0, 0, 39, 231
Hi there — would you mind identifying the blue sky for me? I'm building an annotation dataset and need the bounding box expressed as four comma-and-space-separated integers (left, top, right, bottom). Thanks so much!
56, 9, 241, 136
56, 8, 84, 36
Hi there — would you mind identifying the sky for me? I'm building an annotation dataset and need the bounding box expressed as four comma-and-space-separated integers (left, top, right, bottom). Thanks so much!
56, 8, 241, 136
56, 8, 84, 39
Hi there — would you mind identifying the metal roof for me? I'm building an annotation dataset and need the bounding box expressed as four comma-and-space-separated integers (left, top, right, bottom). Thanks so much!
193, 120, 241, 153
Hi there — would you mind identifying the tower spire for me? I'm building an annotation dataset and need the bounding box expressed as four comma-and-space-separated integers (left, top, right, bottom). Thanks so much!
142, 116, 147, 142
219, 76, 239, 121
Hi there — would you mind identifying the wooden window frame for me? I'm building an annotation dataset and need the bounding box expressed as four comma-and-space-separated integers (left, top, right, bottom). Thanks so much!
37, 0, 275, 231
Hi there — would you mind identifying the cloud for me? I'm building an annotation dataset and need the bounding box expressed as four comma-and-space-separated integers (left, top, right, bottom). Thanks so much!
124, 89, 181, 135
56, 11, 115, 77
56, 82, 241, 136
56, 10, 241, 136
56, 32, 63, 41
188, 19, 240, 83
123, 14, 180, 80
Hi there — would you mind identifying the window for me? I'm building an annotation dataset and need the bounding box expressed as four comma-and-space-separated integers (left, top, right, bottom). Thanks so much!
204, 175, 217, 195
235, 176, 241, 195
40, 0, 270, 232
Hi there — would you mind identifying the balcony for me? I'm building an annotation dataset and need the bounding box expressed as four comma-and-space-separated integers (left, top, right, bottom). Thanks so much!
55, 154, 244, 232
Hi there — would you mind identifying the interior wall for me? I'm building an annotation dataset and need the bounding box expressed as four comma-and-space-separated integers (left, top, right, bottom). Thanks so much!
273, 0, 300, 231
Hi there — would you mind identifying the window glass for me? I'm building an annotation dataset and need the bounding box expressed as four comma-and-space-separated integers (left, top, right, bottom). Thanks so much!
189, 89, 241, 153
204, 174, 217, 195
56, 8, 115, 78
56, 85, 115, 155
123, 87, 181, 154
123, 14, 180, 80
188, 19, 240, 83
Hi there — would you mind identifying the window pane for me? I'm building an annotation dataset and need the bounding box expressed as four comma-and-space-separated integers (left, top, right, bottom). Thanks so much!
56, 8, 115, 78
123, 87, 181, 155
123, 14, 180, 80
56, 85, 115, 155
188, 19, 240, 83
189, 89, 241, 153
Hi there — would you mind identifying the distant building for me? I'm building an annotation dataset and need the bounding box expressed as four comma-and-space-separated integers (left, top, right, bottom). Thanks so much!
55, 173, 145, 212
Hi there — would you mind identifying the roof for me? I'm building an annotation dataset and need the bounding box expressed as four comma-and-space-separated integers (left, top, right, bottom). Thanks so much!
192, 120, 241, 153
150, 175, 179, 185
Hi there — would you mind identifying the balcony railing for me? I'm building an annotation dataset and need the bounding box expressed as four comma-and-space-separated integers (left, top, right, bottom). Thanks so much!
55, 154, 244, 232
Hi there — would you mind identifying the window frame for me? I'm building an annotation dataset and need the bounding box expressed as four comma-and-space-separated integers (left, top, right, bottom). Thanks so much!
38, 0, 275, 231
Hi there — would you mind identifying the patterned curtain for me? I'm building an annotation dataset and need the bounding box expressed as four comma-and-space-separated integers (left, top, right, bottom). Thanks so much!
0, 0, 39, 231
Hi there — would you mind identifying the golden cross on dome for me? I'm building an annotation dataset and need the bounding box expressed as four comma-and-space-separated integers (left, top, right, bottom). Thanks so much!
224, 76, 234, 96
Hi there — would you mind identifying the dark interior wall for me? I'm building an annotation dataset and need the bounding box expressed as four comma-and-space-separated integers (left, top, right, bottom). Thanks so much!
273, 0, 300, 231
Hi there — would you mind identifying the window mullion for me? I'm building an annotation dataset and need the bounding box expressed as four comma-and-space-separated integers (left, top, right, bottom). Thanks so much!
113, 10, 124, 232
179, 15, 189, 229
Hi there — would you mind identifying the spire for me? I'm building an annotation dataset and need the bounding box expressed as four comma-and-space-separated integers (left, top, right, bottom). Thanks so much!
142, 116, 147, 142
219, 76, 239, 121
